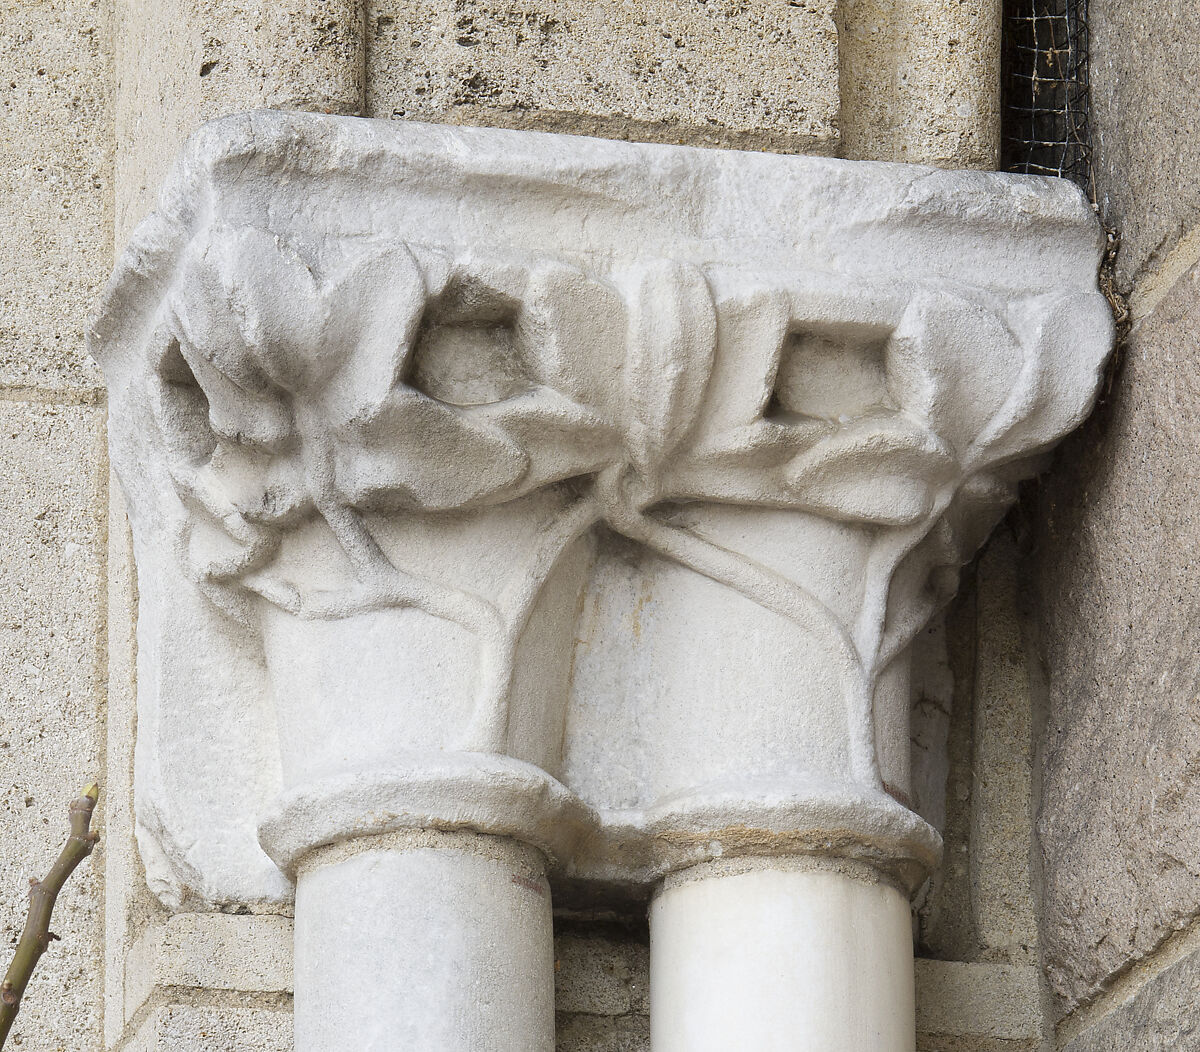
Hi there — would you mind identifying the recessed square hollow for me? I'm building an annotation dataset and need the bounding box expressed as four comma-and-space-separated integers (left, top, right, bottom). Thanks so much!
768, 322, 895, 424
409, 276, 531, 406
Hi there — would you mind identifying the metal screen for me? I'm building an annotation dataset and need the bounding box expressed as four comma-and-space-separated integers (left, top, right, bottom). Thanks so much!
1002, 0, 1091, 188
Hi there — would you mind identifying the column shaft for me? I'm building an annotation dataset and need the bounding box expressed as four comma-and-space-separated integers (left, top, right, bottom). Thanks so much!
650, 858, 915, 1051
293, 830, 555, 1051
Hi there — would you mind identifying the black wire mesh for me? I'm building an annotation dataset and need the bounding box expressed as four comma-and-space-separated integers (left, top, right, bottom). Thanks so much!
1002, 0, 1091, 188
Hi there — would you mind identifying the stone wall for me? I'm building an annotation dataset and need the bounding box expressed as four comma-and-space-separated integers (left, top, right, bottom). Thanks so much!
0, 2, 1055, 1049
1029, 0, 1200, 1047
0, 1, 112, 1048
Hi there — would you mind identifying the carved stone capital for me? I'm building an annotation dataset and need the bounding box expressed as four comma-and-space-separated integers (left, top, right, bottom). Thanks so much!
91, 112, 1112, 908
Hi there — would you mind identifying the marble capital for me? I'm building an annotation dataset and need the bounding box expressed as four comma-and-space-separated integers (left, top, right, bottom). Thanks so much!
90, 111, 1112, 908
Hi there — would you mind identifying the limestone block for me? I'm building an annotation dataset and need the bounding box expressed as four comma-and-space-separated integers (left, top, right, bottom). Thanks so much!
919, 536, 1038, 965
0, 401, 105, 1049
1034, 257, 1200, 1007
838, 0, 1001, 169
159, 914, 294, 993
104, 487, 168, 1049
914, 584, 981, 961
124, 1001, 292, 1052
969, 534, 1037, 961
90, 112, 1111, 911
1090, 0, 1200, 290
366, 0, 839, 152
115, 0, 364, 242
554, 931, 647, 1016
915, 959, 1041, 1048
908, 612, 953, 832
0, 0, 113, 391
554, 1013, 649, 1052
123, 912, 294, 1024
1061, 944, 1200, 1052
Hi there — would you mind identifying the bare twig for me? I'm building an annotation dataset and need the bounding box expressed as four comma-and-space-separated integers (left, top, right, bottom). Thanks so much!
0, 784, 99, 1049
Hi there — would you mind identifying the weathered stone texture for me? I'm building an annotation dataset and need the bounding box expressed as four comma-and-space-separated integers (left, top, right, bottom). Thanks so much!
838, 0, 1001, 170
918, 541, 1039, 968
554, 926, 651, 1050
555, 930, 648, 1018
1061, 944, 1200, 1052
0, 402, 106, 1049
124, 999, 292, 1052
366, 0, 839, 152
915, 959, 1041, 1049
917, 583, 983, 961
1090, 0, 1200, 290
114, 0, 364, 242
555, 1013, 650, 1052
969, 536, 1037, 963
0, 0, 112, 391
104, 489, 167, 1050
123, 912, 294, 1029
1034, 259, 1200, 1008
918, 1038, 1037, 1052
555, 931, 649, 1051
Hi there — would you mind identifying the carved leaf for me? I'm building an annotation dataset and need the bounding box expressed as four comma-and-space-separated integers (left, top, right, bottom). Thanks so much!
321, 241, 427, 425
333, 388, 530, 511
785, 417, 954, 525
523, 260, 628, 416
622, 260, 717, 477
691, 284, 792, 441
966, 291, 1114, 470
886, 291, 1022, 457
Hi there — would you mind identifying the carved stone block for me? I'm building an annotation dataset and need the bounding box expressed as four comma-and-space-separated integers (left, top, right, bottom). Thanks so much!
91, 112, 1112, 911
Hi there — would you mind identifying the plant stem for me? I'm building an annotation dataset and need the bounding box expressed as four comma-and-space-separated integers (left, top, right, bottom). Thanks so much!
0, 784, 99, 1049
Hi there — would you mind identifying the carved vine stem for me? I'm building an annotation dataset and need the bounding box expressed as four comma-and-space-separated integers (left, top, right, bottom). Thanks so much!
855, 488, 957, 672
246, 429, 604, 756
0, 785, 99, 1049
597, 468, 882, 789
461, 495, 602, 754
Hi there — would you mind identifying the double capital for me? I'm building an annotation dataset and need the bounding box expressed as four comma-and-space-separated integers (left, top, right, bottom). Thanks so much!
92, 112, 1112, 908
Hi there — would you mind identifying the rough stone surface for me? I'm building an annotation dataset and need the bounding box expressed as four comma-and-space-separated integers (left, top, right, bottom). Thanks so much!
1061, 944, 1200, 1052
124, 999, 292, 1052
366, 0, 839, 152
917, 580, 982, 960
969, 534, 1037, 962
918, 537, 1040, 968
839, 0, 1001, 169
918, 1038, 1037, 1052
1090, 0, 1200, 290
114, 0, 364, 243
1034, 258, 1200, 1008
909, 612, 954, 836
554, 930, 647, 1017
555, 1013, 650, 1052
0, 0, 112, 391
153, 914, 294, 995
915, 959, 1041, 1046
0, 401, 106, 1050
105, 486, 170, 1049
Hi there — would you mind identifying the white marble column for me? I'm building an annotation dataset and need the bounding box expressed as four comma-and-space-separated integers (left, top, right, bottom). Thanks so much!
294, 831, 554, 1051
651, 859, 915, 1051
